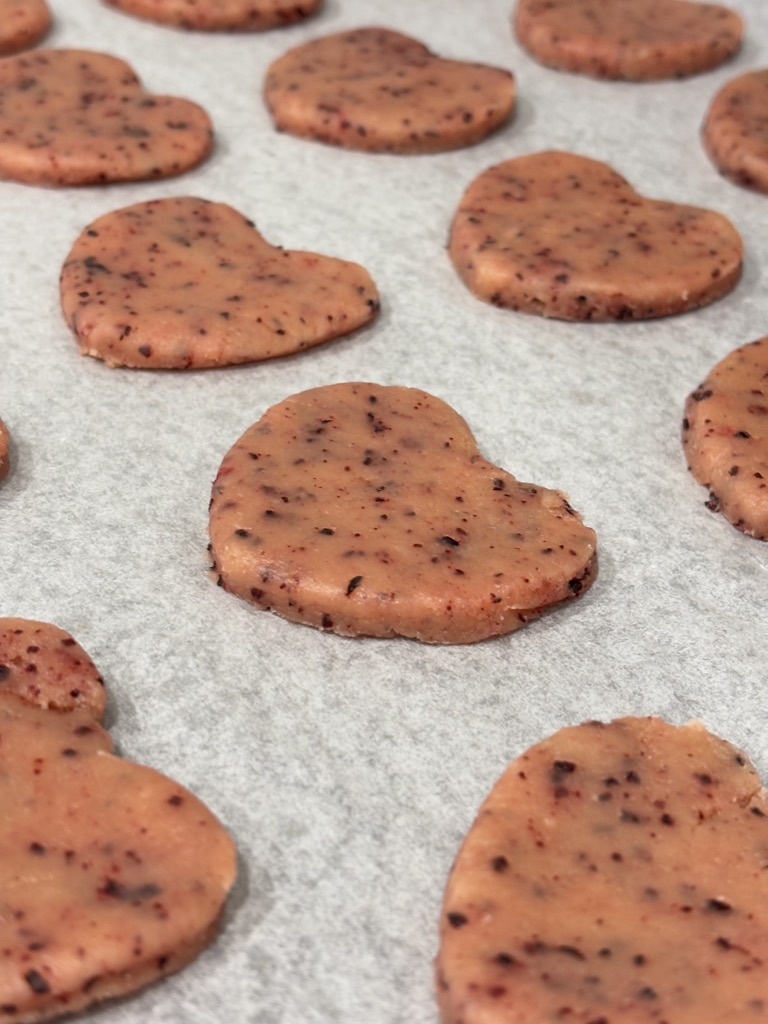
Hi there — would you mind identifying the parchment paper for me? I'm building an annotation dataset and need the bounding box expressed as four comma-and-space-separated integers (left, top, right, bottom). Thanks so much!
0, 2, 766, 1021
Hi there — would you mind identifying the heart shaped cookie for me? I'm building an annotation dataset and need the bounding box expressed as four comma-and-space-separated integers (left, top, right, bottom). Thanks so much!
448, 151, 743, 321
60, 196, 380, 369
209, 383, 597, 644
264, 27, 516, 154
437, 716, 768, 1024
0, 0, 51, 56
703, 69, 768, 194
0, 417, 10, 480
0, 619, 236, 1022
0, 49, 213, 186
104, 0, 322, 31
682, 337, 768, 540
514, 0, 743, 80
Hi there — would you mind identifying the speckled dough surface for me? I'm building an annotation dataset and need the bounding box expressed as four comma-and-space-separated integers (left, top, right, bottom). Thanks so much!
0, 418, 10, 480
0, 0, 51, 55
437, 716, 768, 1024
514, 0, 743, 81
104, 0, 322, 31
0, 619, 236, 1024
703, 69, 768, 194
682, 337, 768, 540
0, 49, 213, 186
209, 383, 597, 644
264, 27, 516, 154
448, 151, 743, 321
60, 196, 379, 369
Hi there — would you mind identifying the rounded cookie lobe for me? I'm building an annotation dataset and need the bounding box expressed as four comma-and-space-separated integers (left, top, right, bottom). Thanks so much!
264, 27, 516, 154
0, 0, 51, 56
0, 618, 106, 719
104, 0, 322, 30
514, 0, 743, 81
448, 151, 742, 321
209, 382, 597, 644
682, 337, 768, 540
60, 196, 380, 370
702, 69, 768, 194
437, 716, 768, 1024
0, 49, 213, 187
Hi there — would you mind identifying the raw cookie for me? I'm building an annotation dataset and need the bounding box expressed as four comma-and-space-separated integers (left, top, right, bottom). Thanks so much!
0, 417, 10, 479
448, 151, 743, 321
0, 618, 236, 1023
0, 0, 51, 56
209, 382, 597, 644
682, 337, 768, 540
702, 69, 768, 194
264, 27, 516, 154
514, 0, 743, 81
104, 0, 321, 30
0, 49, 213, 186
60, 196, 379, 370
437, 716, 768, 1024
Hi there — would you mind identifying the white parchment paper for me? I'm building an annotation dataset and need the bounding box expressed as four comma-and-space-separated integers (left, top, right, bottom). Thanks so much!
0, 2, 766, 1021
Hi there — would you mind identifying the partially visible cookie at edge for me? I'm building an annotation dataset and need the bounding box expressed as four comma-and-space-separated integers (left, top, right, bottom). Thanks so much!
0, 418, 10, 480
0, 49, 213, 186
264, 27, 515, 154
448, 151, 743, 321
209, 382, 597, 644
683, 337, 768, 540
702, 69, 768, 194
513, 0, 743, 81
0, 0, 51, 55
103, 0, 322, 31
60, 196, 379, 369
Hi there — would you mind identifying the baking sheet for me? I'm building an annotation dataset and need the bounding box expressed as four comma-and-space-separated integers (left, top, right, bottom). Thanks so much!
0, 1, 766, 1021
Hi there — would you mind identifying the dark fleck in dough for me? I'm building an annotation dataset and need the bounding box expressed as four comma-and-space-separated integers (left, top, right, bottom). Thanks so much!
702, 69, 768, 194
209, 382, 597, 644
0, 619, 236, 1024
0, 49, 213, 187
264, 27, 516, 154
60, 196, 379, 370
0, 418, 10, 480
683, 337, 768, 540
437, 716, 768, 1024
514, 0, 742, 81
103, 0, 322, 30
448, 150, 742, 321
0, 0, 51, 55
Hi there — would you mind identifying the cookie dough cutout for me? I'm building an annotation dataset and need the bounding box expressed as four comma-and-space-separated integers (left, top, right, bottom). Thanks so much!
209, 383, 597, 644
437, 716, 768, 1024
264, 27, 516, 154
682, 337, 768, 540
0, 618, 236, 1023
60, 196, 379, 370
0, 49, 213, 186
514, 0, 743, 81
0, 418, 10, 480
703, 69, 768, 194
448, 151, 742, 321
0, 0, 51, 56
104, 0, 322, 30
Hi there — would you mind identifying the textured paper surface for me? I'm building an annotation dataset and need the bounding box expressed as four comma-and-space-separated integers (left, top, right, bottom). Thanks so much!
0, 2, 766, 1022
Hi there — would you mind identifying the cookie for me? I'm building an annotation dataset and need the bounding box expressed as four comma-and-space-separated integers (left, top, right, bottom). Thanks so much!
0, 49, 213, 186
0, 618, 236, 1023
437, 716, 768, 1024
264, 27, 515, 154
682, 337, 768, 540
60, 196, 379, 370
0, 0, 51, 56
104, 0, 321, 30
702, 69, 768, 194
448, 151, 743, 321
0, 418, 10, 480
209, 383, 596, 644
514, 0, 743, 81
